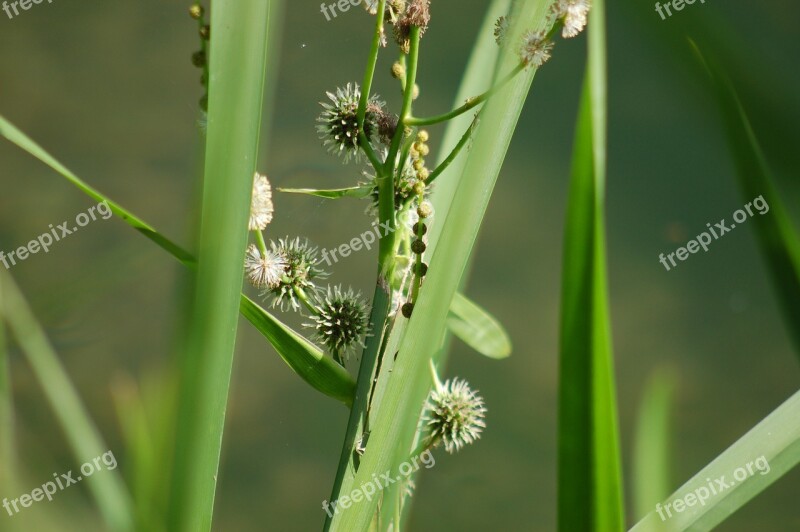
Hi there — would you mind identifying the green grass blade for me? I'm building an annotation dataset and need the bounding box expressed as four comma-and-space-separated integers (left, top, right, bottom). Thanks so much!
633, 370, 675, 519
630, 390, 800, 531
691, 43, 800, 357
557, 1, 625, 530
0, 114, 354, 405
0, 115, 194, 266
167, 1, 274, 529
240, 296, 355, 405
112, 373, 175, 532
447, 292, 511, 359
328, 3, 554, 529
0, 271, 135, 531
277, 185, 374, 199
0, 286, 14, 493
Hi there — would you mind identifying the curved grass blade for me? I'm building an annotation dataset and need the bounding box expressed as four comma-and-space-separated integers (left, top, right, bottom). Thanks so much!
691, 43, 800, 358
447, 292, 512, 359
0, 113, 355, 406
0, 116, 194, 266
240, 296, 355, 406
0, 271, 135, 531
277, 185, 373, 199
557, 1, 625, 530
633, 370, 675, 520
629, 390, 800, 531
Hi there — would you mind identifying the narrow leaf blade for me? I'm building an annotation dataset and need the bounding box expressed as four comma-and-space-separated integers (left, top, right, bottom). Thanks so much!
630, 390, 800, 531
240, 296, 355, 406
447, 292, 511, 359
633, 370, 675, 519
0, 271, 135, 531
277, 185, 373, 199
557, 1, 625, 530
692, 43, 800, 357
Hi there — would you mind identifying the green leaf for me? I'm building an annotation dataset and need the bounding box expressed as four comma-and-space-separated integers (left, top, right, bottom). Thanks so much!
0, 113, 355, 407
630, 390, 800, 531
168, 1, 276, 529
0, 271, 135, 531
278, 185, 373, 199
328, 3, 556, 529
633, 370, 675, 519
447, 292, 511, 359
691, 42, 800, 358
240, 296, 355, 406
557, 1, 625, 530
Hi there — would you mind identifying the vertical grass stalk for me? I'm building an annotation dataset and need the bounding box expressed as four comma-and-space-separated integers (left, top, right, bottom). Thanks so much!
168, 1, 274, 530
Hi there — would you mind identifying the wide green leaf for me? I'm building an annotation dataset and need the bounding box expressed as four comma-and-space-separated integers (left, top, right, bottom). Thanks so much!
447, 292, 511, 359
0, 271, 135, 531
630, 390, 800, 531
168, 1, 276, 529
557, 0, 625, 530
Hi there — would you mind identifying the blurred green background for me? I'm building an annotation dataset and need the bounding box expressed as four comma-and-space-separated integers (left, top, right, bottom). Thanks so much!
1, 0, 798, 530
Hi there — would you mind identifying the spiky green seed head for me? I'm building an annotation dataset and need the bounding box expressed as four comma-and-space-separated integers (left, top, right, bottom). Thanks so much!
425, 378, 487, 453
316, 83, 385, 164
267, 237, 327, 311
308, 286, 370, 361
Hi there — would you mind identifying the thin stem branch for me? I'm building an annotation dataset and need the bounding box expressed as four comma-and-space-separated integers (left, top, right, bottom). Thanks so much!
406, 63, 525, 126
254, 229, 268, 256
356, 0, 386, 129
360, 132, 384, 173
426, 112, 481, 185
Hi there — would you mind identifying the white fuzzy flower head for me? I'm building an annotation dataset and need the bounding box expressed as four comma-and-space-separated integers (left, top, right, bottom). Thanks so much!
554, 0, 591, 38
249, 173, 274, 231
520, 30, 554, 68
425, 376, 487, 453
244, 244, 286, 290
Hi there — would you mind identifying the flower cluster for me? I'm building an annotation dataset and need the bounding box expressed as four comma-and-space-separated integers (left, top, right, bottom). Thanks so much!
242, 172, 369, 363
495, 0, 592, 69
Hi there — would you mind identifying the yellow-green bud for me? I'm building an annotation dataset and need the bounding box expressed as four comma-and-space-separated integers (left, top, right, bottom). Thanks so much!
189, 4, 203, 19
